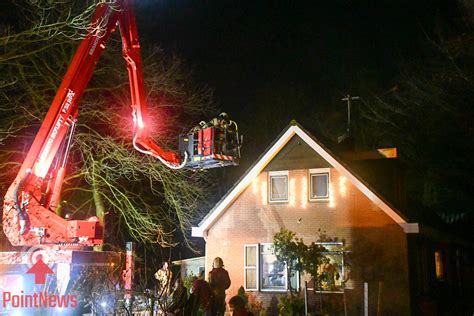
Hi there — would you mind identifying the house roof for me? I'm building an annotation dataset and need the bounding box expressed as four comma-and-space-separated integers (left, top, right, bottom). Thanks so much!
192, 122, 419, 238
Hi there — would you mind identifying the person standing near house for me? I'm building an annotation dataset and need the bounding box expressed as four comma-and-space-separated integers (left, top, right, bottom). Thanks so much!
208, 257, 231, 316
155, 261, 173, 296
167, 277, 188, 315
189, 271, 212, 315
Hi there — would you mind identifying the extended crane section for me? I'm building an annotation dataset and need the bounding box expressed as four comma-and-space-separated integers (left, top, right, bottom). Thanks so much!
2, 0, 241, 250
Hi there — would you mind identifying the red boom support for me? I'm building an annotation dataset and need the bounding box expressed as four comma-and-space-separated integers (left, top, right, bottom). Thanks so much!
2, 0, 183, 249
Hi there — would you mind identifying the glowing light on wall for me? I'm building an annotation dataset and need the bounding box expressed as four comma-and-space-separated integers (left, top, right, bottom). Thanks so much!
339, 176, 347, 197
329, 183, 336, 208
435, 251, 444, 280
252, 178, 259, 194
289, 178, 296, 206
261, 180, 267, 205
301, 176, 307, 208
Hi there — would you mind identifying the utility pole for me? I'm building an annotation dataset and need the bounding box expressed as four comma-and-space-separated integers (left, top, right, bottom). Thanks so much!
338, 94, 360, 143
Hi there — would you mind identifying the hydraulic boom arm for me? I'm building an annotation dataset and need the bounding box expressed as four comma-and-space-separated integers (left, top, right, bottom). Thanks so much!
2, 0, 186, 249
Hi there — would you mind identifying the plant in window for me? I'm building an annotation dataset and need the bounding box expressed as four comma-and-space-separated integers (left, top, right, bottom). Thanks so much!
300, 241, 328, 290
318, 257, 341, 291
273, 229, 346, 314
273, 229, 332, 292
312, 229, 344, 292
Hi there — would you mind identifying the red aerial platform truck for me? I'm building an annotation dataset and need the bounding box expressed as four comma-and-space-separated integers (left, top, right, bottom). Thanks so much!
0, 0, 241, 314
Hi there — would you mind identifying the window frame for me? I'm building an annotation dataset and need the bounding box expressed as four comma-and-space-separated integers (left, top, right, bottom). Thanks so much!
260, 243, 288, 292
268, 171, 289, 203
244, 243, 299, 293
314, 241, 346, 293
309, 168, 330, 201
244, 244, 259, 291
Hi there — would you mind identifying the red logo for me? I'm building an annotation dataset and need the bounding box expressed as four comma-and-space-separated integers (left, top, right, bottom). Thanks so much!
2, 249, 78, 310
26, 255, 54, 284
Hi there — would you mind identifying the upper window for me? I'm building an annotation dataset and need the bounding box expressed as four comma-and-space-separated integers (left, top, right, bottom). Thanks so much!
309, 168, 330, 201
268, 171, 289, 203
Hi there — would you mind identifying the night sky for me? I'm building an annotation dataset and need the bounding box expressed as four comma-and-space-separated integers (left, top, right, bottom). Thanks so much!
131, 0, 463, 188
0, 0, 471, 266
136, 1, 474, 238
136, 0, 456, 157
138, 1, 444, 106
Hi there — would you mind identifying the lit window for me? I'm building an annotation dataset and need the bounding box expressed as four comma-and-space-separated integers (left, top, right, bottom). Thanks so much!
316, 242, 345, 292
309, 168, 330, 201
435, 251, 444, 280
261, 244, 287, 291
243, 244, 298, 292
244, 245, 258, 291
268, 171, 289, 203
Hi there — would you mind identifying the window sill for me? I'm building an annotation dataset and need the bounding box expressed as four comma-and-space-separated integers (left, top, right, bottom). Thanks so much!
260, 289, 289, 293
308, 198, 330, 202
305, 289, 346, 294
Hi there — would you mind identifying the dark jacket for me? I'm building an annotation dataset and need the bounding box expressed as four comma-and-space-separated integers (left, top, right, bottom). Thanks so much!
208, 268, 231, 299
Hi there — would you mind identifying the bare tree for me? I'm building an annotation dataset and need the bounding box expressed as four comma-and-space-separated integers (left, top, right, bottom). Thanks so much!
1, 1, 217, 249
357, 32, 474, 221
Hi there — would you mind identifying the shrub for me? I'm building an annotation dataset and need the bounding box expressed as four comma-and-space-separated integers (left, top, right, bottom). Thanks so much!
278, 295, 305, 316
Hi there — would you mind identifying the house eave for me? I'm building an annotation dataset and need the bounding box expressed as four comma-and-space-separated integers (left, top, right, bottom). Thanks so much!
192, 126, 298, 237
192, 123, 413, 237
191, 226, 204, 237
401, 223, 420, 233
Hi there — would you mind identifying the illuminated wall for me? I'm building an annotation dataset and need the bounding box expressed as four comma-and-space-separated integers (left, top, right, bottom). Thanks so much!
205, 167, 409, 315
